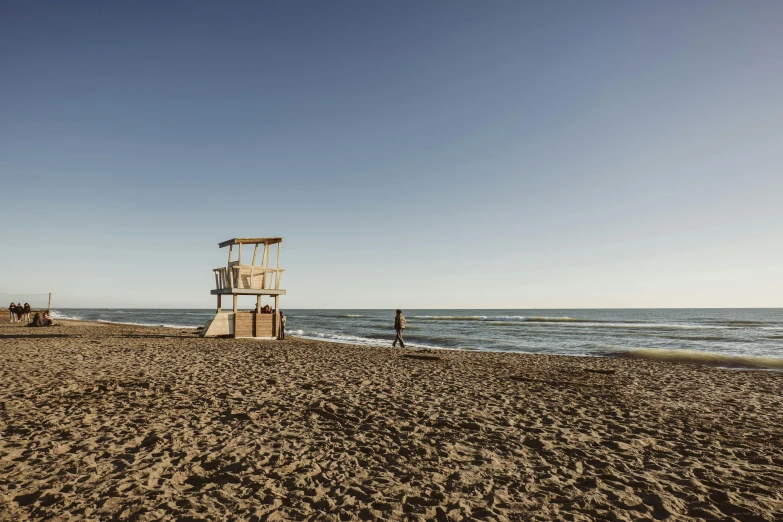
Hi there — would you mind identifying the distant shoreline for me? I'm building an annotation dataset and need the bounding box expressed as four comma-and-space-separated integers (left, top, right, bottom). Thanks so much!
46, 317, 783, 371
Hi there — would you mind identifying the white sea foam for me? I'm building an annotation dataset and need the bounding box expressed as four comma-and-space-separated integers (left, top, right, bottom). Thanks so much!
295, 330, 448, 350
50, 311, 196, 329
94, 319, 196, 329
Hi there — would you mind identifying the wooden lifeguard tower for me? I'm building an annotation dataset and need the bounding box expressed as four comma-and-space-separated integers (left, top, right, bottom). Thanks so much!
200, 237, 285, 338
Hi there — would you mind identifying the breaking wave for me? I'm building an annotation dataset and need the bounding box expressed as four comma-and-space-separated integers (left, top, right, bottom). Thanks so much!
412, 315, 729, 330
50, 310, 84, 321
414, 315, 585, 323
50, 310, 198, 329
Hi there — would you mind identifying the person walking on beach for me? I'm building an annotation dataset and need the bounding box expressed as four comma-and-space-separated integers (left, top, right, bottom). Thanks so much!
9, 302, 16, 322
278, 311, 286, 340
14, 303, 23, 323
393, 309, 406, 348
23, 303, 31, 323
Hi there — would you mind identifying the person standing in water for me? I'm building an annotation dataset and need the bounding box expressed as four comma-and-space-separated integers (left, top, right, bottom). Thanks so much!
393, 309, 406, 348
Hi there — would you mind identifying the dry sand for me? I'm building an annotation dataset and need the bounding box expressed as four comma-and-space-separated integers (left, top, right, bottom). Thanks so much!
1, 320, 782, 521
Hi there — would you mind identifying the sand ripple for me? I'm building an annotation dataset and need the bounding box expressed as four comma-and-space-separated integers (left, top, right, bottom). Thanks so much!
1, 320, 782, 521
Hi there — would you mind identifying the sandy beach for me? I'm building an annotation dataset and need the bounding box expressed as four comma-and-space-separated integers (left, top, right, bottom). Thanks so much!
1, 320, 782, 521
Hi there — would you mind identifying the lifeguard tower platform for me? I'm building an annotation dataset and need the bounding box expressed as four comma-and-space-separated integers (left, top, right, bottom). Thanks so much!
200, 237, 285, 338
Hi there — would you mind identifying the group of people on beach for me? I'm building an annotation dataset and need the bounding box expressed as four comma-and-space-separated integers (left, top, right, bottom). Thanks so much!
9, 302, 31, 323
8, 302, 52, 327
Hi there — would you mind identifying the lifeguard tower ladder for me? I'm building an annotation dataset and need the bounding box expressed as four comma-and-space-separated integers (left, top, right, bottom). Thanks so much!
200, 237, 286, 338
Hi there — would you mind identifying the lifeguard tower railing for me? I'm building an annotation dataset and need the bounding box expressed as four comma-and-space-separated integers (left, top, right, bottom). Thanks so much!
212, 237, 284, 292
213, 264, 283, 291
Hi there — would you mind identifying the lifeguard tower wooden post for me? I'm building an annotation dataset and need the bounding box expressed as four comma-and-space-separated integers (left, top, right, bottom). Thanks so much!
200, 237, 285, 338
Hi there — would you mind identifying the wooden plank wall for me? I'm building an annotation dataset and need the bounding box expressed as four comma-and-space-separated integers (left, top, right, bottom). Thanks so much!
234, 312, 276, 338
255, 313, 275, 337
234, 312, 255, 338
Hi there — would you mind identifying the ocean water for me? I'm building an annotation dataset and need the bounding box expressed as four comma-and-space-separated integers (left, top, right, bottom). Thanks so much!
51, 308, 783, 364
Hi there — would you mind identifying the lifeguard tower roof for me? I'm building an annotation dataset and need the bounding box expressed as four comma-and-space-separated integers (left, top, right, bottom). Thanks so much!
219, 237, 283, 248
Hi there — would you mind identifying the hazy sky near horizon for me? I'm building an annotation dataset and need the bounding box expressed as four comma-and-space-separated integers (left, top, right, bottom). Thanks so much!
1, 1, 781, 309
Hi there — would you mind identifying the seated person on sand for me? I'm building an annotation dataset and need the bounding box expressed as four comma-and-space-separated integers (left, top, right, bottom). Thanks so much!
42, 312, 52, 326
29, 313, 43, 327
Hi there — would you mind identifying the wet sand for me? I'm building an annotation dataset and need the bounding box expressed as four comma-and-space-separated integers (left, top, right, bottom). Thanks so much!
1, 320, 782, 521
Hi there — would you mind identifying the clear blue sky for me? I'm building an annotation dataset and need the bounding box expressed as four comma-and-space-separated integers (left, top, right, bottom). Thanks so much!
1, 1, 781, 308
